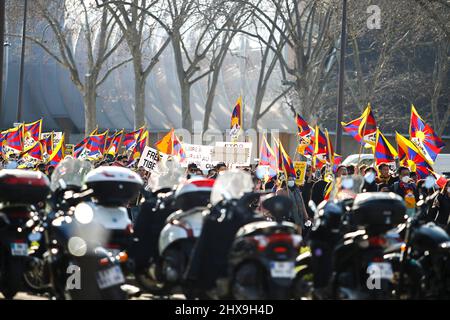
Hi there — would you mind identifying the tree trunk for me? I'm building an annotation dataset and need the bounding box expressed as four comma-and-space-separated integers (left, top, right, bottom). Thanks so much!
83, 87, 97, 136
203, 71, 221, 131
181, 82, 192, 132
134, 72, 146, 129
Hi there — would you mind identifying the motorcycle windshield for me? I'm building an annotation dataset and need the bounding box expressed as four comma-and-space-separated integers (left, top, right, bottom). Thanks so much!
50, 157, 93, 192
146, 156, 186, 191
210, 169, 254, 206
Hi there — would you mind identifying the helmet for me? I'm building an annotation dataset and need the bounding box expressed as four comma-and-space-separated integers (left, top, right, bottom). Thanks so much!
174, 177, 215, 211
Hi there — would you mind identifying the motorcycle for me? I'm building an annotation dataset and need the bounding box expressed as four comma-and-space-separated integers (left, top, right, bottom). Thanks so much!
130, 159, 215, 295
294, 176, 406, 300
0, 169, 50, 299
183, 170, 301, 300
22, 159, 132, 299
385, 176, 450, 299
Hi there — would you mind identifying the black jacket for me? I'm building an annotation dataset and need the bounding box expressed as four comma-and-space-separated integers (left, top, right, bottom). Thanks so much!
301, 181, 314, 216
311, 180, 328, 205
429, 193, 450, 226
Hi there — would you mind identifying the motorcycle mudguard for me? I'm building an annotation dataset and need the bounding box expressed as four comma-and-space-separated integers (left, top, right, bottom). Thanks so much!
159, 224, 191, 254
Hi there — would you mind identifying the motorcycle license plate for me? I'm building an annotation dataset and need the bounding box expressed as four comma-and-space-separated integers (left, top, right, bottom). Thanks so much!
96, 265, 125, 289
367, 262, 394, 280
10, 242, 28, 256
270, 261, 295, 279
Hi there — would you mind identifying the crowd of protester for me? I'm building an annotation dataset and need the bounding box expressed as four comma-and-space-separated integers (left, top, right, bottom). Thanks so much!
1, 151, 449, 237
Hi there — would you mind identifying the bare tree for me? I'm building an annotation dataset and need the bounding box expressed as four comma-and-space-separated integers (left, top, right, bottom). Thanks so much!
21, 0, 128, 135
234, 0, 338, 126
414, 0, 450, 136
105, 0, 171, 129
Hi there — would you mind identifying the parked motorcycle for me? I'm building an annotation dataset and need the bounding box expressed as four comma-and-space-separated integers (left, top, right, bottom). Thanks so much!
0, 169, 50, 299
294, 177, 406, 300
21, 159, 130, 299
183, 170, 301, 300
131, 176, 215, 295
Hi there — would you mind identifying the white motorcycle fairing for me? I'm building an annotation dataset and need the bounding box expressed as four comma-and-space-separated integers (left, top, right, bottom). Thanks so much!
77, 202, 131, 230
158, 207, 207, 255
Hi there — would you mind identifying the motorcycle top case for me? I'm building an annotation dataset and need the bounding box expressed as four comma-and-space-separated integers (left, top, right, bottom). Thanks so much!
84, 166, 143, 206
0, 169, 50, 204
351, 192, 406, 228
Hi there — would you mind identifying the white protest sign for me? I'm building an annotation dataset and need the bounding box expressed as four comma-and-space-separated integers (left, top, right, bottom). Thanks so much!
137, 146, 168, 173
42, 132, 63, 150
182, 143, 219, 171
213, 142, 252, 166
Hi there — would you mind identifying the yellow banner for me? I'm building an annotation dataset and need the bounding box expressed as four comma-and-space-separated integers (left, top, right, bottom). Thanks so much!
293, 161, 307, 186
64, 144, 74, 156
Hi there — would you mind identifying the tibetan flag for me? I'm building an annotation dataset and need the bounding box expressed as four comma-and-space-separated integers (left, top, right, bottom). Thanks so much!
105, 130, 123, 156
429, 170, 448, 189
23, 119, 42, 145
173, 134, 186, 161
131, 130, 148, 161
272, 139, 282, 172
259, 135, 277, 174
48, 134, 65, 166
325, 129, 334, 164
304, 127, 315, 157
155, 129, 174, 155
89, 127, 98, 136
324, 181, 333, 201
296, 114, 311, 138
21, 140, 43, 162
396, 132, 432, 179
409, 104, 445, 163
40, 133, 53, 156
278, 139, 296, 179
314, 126, 327, 156
5, 125, 24, 152
86, 130, 108, 157
313, 126, 328, 169
74, 137, 88, 158
374, 129, 398, 165
0, 131, 6, 156
123, 126, 145, 152
341, 104, 377, 148
230, 96, 242, 139
332, 154, 343, 173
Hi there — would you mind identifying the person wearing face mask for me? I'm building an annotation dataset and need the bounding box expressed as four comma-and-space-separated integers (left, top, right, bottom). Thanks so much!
276, 175, 311, 234
391, 166, 419, 216
361, 167, 378, 192
391, 167, 417, 197
428, 180, 450, 230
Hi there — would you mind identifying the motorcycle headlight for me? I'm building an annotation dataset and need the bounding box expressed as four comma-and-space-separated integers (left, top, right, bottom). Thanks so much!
68, 236, 87, 257
74, 203, 94, 224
